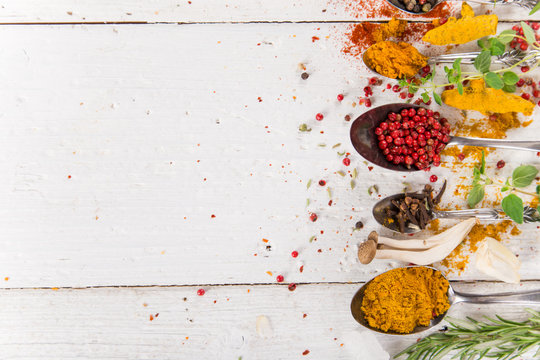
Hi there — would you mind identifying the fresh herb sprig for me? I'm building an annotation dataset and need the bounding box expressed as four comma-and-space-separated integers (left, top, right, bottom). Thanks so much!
401, 24, 540, 105
395, 309, 540, 360
467, 151, 539, 223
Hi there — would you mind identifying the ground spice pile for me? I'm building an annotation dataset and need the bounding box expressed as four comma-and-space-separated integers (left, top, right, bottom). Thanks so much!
441, 221, 521, 274
342, 22, 435, 56
361, 267, 450, 334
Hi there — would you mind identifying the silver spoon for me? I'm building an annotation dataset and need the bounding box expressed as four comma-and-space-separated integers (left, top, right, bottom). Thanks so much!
373, 192, 540, 233
363, 48, 540, 79
350, 103, 540, 172
350, 265, 540, 335
387, 0, 537, 15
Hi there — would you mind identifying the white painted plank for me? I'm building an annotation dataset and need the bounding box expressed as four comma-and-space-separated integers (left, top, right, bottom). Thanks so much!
1, 282, 539, 359
0, 0, 539, 23
0, 23, 538, 287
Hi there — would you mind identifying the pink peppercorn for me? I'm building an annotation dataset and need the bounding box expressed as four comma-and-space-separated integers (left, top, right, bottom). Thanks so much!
337, 94, 344, 101
197, 289, 205, 296
430, 175, 438, 182
343, 158, 351, 166
291, 251, 298, 258
315, 113, 323, 121
276, 275, 284, 283
310, 213, 318, 222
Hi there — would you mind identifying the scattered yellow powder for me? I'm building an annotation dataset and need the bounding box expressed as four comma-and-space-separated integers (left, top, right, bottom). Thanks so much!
441, 221, 520, 274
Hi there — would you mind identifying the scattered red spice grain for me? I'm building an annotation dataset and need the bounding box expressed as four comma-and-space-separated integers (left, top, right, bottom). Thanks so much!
276, 275, 284, 283
288, 283, 297, 291
312, 36, 320, 42
303, 314, 307, 318
211, 214, 216, 218
67, 175, 71, 179
343, 158, 351, 166
257, 97, 262, 102
299, 265, 304, 272
303, 350, 310, 356
291, 251, 299, 258
337, 94, 344, 101
4, 277, 8, 281
197, 289, 205, 296
149, 314, 154, 321
310, 213, 318, 222
430, 175, 438, 182
344, 114, 351, 121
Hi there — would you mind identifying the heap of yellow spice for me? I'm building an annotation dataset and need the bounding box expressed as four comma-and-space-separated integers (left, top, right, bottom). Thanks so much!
363, 41, 428, 79
442, 79, 534, 116
361, 267, 450, 334
423, 3, 498, 45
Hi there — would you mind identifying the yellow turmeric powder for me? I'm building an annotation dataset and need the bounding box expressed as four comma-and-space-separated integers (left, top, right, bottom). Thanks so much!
441, 221, 520, 274
442, 79, 534, 116
363, 41, 428, 79
372, 18, 407, 43
361, 267, 450, 334
423, 3, 498, 45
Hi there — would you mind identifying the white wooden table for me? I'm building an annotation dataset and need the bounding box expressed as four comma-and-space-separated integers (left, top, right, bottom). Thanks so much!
1, 1, 539, 358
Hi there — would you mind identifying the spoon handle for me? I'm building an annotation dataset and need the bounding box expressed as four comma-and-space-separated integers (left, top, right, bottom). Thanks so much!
448, 136, 540, 152
454, 289, 540, 304
434, 208, 500, 220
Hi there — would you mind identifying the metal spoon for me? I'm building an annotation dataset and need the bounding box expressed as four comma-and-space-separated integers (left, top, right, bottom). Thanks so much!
373, 192, 540, 233
386, 0, 537, 16
350, 265, 540, 335
363, 48, 540, 79
350, 103, 540, 172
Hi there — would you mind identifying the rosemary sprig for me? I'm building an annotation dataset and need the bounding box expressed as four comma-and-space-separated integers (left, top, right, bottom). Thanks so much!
395, 309, 540, 360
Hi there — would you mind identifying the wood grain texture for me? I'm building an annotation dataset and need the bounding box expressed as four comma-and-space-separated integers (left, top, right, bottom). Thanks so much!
1, 282, 539, 359
0, 23, 538, 288
0, 0, 539, 23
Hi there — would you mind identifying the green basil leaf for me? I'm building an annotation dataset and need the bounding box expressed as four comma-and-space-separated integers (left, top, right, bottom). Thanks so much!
468, 184, 485, 208
474, 50, 491, 73
477, 39, 486, 50
457, 82, 464, 95
433, 91, 442, 105
521, 21, 536, 44
536, 184, 540, 195
502, 193, 524, 224
502, 71, 519, 85
489, 38, 505, 56
480, 150, 486, 175
498, 29, 516, 44
502, 83, 516, 93
530, 1, 540, 15
485, 72, 504, 89
501, 185, 510, 192
512, 165, 539, 187
422, 92, 430, 103
452, 58, 462, 74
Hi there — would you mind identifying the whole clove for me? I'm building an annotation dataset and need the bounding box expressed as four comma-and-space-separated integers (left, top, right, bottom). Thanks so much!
386, 180, 447, 232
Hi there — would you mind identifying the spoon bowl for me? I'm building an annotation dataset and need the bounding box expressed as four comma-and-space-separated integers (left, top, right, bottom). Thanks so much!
350, 265, 540, 335
350, 103, 540, 172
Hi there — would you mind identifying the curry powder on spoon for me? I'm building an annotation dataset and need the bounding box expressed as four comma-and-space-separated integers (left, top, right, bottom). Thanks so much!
363, 41, 428, 79
361, 267, 450, 334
